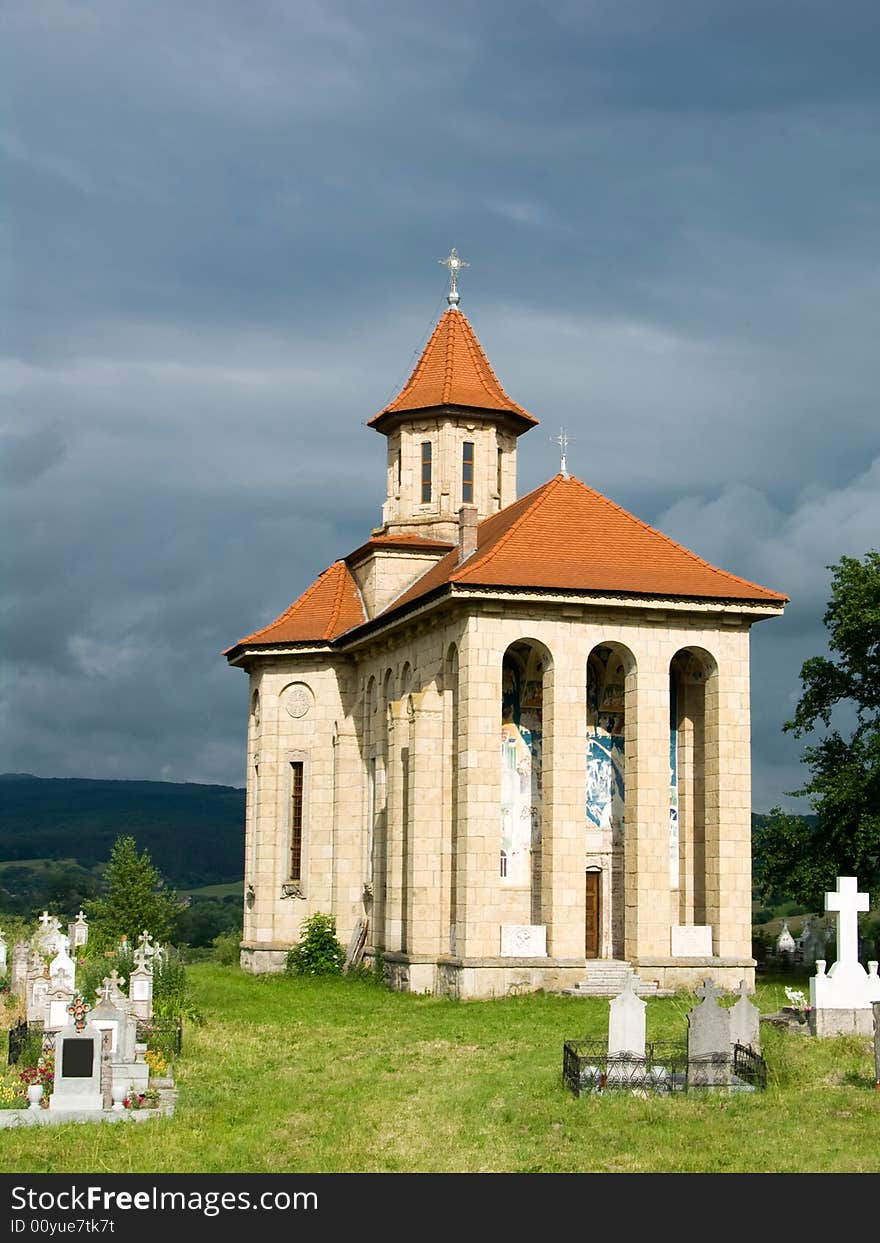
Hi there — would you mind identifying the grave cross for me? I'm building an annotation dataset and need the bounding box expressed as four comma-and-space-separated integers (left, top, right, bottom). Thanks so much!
138, 930, 155, 956
39, 911, 51, 929
107, 969, 126, 991
825, 877, 869, 965
133, 945, 150, 970
97, 979, 114, 1004
734, 979, 753, 1002
695, 979, 725, 1006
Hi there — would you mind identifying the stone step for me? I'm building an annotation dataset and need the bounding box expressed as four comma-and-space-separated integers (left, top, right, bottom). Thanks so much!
560, 960, 674, 998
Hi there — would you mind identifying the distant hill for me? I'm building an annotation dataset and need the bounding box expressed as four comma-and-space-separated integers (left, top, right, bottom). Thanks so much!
0, 774, 245, 888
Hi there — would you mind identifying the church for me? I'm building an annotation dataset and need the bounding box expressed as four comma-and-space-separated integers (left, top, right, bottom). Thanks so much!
225, 253, 787, 998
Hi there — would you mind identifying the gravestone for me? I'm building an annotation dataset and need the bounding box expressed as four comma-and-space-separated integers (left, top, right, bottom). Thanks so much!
0, 929, 6, 974
797, 917, 827, 970
89, 983, 148, 1095
606, 975, 647, 1086
45, 980, 76, 1032
810, 876, 880, 1036
127, 945, 153, 1020
49, 937, 76, 991
69, 911, 89, 951
687, 979, 731, 1087
776, 921, 796, 956
10, 941, 29, 998
27, 968, 51, 1024
49, 1002, 103, 1113
729, 979, 760, 1053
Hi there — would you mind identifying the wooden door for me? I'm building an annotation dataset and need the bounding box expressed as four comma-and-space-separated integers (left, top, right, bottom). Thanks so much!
585, 870, 600, 959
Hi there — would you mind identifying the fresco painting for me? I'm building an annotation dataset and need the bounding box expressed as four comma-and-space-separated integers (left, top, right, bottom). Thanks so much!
669, 674, 679, 888
500, 647, 543, 887
586, 648, 625, 844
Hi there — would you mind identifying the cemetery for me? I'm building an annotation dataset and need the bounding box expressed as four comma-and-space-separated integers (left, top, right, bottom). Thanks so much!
1, 911, 178, 1126
0, 872, 876, 1170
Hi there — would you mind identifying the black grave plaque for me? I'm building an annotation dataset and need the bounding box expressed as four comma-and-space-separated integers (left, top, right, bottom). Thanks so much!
62, 1038, 94, 1078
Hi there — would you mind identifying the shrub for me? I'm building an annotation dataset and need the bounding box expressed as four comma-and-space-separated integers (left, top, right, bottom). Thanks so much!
286, 913, 345, 977
212, 930, 241, 966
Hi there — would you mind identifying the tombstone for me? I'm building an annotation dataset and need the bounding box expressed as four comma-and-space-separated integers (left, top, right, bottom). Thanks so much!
810, 876, 880, 1037
687, 979, 731, 1088
69, 911, 89, 951
729, 980, 761, 1053
10, 941, 29, 998
0, 929, 7, 974
128, 946, 154, 1021
606, 975, 647, 1086
27, 967, 51, 1024
49, 937, 76, 991
797, 917, 826, 970
89, 984, 147, 1095
100, 968, 129, 1012
49, 1020, 105, 1113
45, 979, 76, 1032
776, 920, 796, 955
36, 912, 65, 955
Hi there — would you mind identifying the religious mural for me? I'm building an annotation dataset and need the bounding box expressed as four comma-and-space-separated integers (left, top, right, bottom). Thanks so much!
669, 674, 679, 888
500, 646, 543, 886
586, 648, 625, 843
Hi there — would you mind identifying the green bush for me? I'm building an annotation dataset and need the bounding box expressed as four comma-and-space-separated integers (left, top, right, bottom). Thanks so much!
286, 913, 345, 977
211, 930, 241, 966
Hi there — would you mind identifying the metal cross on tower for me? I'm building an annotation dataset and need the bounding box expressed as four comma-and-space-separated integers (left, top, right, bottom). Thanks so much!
551, 428, 572, 478
438, 248, 469, 307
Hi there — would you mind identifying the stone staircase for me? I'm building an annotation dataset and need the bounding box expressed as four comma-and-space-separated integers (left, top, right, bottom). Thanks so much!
562, 960, 673, 998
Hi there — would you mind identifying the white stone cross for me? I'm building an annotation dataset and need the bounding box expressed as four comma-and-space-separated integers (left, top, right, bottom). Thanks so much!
39, 911, 52, 928
826, 876, 869, 965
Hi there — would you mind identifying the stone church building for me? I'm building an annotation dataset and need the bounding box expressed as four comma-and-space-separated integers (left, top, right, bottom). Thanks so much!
225, 262, 787, 998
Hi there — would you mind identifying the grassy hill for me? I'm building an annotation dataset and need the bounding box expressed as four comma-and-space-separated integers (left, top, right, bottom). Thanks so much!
0, 773, 244, 889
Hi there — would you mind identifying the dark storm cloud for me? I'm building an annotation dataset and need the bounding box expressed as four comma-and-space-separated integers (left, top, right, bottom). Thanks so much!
2, 0, 878, 806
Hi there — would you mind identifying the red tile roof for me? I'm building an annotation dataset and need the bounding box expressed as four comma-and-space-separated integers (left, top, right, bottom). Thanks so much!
385, 474, 787, 613
368, 308, 537, 431
226, 560, 365, 651
345, 534, 454, 566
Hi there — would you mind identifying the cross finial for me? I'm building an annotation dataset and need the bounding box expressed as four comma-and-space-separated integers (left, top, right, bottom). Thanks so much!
551, 428, 572, 478
438, 248, 469, 308
695, 978, 725, 1006
39, 911, 51, 928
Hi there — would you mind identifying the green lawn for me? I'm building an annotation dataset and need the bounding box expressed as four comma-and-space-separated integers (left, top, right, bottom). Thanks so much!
2, 967, 877, 1173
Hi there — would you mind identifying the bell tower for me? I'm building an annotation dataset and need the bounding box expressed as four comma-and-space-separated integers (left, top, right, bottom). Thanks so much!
368, 251, 538, 543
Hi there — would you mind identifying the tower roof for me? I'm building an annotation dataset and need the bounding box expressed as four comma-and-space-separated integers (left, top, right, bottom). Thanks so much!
368, 308, 537, 433
383, 474, 788, 615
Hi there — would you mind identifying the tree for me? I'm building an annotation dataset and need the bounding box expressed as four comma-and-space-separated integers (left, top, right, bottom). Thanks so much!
85, 835, 182, 945
754, 552, 880, 908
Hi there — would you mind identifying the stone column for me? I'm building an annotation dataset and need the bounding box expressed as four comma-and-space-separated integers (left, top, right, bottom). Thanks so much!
454, 620, 503, 959
625, 659, 673, 963
331, 720, 362, 944
383, 699, 409, 953
405, 689, 445, 963
704, 639, 752, 959
542, 648, 587, 959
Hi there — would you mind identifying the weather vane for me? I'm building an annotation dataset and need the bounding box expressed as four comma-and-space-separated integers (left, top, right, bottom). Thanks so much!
439, 248, 469, 307
552, 428, 572, 478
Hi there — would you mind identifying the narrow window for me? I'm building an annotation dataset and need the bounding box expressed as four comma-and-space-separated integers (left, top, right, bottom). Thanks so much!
462, 441, 474, 504
421, 442, 432, 504
290, 761, 304, 880
397, 448, 402, 488
500, 849, 508, 879
497, 447, 503, 495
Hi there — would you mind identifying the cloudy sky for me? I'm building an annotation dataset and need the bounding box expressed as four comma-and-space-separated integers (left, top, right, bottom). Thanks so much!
2, 0, 878, 811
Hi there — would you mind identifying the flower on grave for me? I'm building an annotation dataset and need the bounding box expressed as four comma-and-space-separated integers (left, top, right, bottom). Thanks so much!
66, 995, 91, 1031
783, 987, 812, 1013
144, 1049, 167, 1077
19, 1052, 54, 1092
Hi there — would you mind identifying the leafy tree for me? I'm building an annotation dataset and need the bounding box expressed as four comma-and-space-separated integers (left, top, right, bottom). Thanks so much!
754, 552, 880, 908
85, 835, 182, 945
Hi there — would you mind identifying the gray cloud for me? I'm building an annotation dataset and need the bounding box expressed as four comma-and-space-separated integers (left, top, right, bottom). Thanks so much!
2, 1, 878, 809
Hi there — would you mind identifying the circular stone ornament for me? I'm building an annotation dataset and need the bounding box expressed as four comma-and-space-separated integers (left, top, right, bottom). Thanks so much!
282, 682, 314, 719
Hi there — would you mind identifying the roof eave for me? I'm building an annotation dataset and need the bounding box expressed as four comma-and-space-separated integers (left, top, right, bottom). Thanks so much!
367, 403, 537, 437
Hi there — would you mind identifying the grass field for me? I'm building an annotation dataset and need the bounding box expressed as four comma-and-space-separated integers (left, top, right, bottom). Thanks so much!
2, 966, 878, 1174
